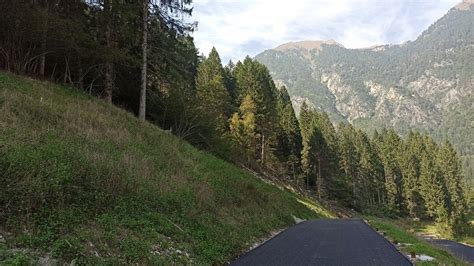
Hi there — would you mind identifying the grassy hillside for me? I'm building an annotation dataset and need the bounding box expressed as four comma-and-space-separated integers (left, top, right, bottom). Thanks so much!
0, 72, 329, 264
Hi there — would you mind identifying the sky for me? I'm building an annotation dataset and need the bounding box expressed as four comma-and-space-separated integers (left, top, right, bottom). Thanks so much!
191, 0, 460, 63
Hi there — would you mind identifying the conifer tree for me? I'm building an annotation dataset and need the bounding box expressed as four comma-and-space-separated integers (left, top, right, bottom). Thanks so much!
400, 131, 425, 218
375, 129, 404, 214
337, 123, 360, 207
437, 141, 467, 235
233, 57, 279, 166
313, 112, 339, 199
195, 48, 231, 143
299, 102, 314, 189
276, 86, 302, 178
229, 95, 259, 163
223, 60, 237, 105
419, 137, 450, 225
352, 129, 384, 207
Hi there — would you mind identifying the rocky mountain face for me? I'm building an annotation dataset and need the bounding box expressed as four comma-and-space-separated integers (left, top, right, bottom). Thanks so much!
255, 1, 473, 181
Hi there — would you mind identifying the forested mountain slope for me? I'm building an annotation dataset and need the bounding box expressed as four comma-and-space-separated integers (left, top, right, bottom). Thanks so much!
255, 1, 474, 182
0, 72, 329, 264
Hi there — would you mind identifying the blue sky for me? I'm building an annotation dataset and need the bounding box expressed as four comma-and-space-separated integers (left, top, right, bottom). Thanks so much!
191, 0, 460, 63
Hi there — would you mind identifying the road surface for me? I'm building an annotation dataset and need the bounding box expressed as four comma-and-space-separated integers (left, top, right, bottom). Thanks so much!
231, 219, 412, 266
427, 238, 474, 263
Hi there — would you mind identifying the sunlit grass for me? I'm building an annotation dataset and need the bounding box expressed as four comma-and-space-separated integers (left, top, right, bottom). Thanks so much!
366, 217, 466, 265
297, 198, 335, 218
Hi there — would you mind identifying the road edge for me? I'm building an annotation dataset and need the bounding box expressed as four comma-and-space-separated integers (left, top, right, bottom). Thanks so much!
361, 219, 414, 265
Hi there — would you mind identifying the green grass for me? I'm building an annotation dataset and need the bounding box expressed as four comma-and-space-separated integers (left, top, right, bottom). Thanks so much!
367, 217, 467, 265
458, 235, 474, 246
0, 72, 331, 264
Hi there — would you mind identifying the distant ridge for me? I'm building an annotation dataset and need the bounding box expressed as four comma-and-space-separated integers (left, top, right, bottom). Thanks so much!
455, 0, 474, 10
274, 40, 343, 51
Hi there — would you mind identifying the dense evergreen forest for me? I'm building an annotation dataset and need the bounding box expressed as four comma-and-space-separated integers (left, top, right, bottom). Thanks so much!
0, 1, 469, 237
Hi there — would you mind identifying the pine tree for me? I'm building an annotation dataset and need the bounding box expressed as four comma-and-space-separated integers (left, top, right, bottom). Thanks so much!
419, 137, 450, 226
400, 131, 425, 218
353, 129, 383, 208
276, 86, 302, 178
139, 0, 194, 119
229, 95, 259, 163
371, 130, 387, 205
299, 102, 313, 142
372, 128, 404, 214
337, 123, 360, 208
223, 60, 237, 105
146, 36, 199, 139
313, 112, 339, 200
299, 102, 314, 189
437, 141, 467, 235
233, 57, 279, 166
195, 48, 231, 143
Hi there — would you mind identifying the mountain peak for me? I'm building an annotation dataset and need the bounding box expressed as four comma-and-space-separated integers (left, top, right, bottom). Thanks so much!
455, 0, 474, 10
274, 40, 343, 51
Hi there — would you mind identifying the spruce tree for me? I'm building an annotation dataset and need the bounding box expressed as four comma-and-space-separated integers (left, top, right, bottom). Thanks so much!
299, 102, 314, 189
233, 57, 279, 166
400, 131, 425, 218
371, 129, 404, 214
229, 95, 259, 163
313, 112, 339, 200
337, 123, 360, 207
353, 129, 383, 208
371, 130, 386, 205
223, 60, 237, 105
276, 86, 302, 178
437, 141, 467, 235
419, 137, 450, 227
195, 48, 231, 143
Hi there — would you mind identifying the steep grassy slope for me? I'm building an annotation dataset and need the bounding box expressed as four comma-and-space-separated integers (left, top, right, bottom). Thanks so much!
0, 72, 328, 264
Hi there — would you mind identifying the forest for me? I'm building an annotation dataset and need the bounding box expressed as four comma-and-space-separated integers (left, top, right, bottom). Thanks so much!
0, 0, 469, 238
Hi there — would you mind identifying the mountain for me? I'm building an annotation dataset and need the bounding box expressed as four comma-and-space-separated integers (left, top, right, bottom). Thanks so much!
255, 1, 474, 182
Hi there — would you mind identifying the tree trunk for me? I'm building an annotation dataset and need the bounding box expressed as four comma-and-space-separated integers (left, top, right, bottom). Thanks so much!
39, 5, 48, 76
292, 162, 295, 181
260, 133, 265, 166
317, 156, 322, 201
78, 57, 84, 89
63, 58, 69, 84
104, 0, 113, 103
104, 62, 113, 102
39, 12, 48, 76
352, 178, 356, 207
39, 37, 47, 76
377, 188, 381, 204
138, 0, 148, 121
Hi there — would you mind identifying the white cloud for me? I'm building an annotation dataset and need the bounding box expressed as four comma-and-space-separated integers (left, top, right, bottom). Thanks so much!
192, 0, 460, 62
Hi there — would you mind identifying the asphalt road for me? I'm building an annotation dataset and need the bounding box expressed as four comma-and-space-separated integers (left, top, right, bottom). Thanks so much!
427, 239, 474, 263
231, 219, 412, 266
